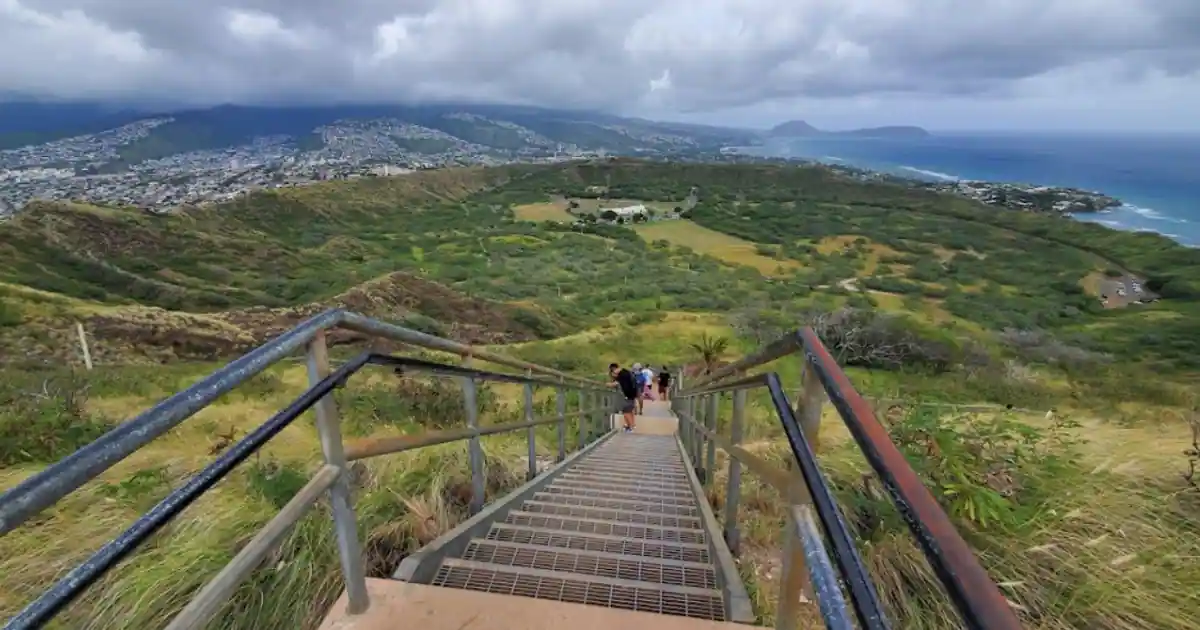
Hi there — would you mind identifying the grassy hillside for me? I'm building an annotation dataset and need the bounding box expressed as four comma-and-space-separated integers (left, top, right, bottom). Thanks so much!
1, 159, 1198, 629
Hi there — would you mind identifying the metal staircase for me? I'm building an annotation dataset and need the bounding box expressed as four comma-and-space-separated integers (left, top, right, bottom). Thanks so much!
1, 309, 1021, 630
398, 428, 747, 622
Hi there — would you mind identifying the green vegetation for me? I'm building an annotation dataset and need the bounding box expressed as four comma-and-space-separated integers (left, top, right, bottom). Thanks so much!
1, 159, 1198, 629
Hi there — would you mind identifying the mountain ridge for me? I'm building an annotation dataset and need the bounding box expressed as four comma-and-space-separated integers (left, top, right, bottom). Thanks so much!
768, 119, 931, 139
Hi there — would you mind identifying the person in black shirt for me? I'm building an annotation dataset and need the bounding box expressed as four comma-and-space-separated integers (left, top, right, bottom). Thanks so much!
609, 362, 638, 432
656, 366, 672, 401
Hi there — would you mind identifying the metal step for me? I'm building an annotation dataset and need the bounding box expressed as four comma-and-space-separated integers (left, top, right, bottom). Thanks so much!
570, 463, 689, 477
518, 500, 704, 529
561, 468, 691, 485
432, 558, 726, 621
530, 491, 700, 516
585, 451, 684, 461
538, 484, 696, 506
504, 511, 707, 544
460, 539, 718, 589
553, 475, 695, 495
559, 468, 692, 485
486, 523, 711, 563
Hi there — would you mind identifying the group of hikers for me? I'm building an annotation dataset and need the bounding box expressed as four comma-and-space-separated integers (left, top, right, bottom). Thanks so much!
607, 362, 672, 432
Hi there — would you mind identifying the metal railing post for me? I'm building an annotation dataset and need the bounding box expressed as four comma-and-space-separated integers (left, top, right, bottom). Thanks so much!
556, 380, 567, 462
700, 393, 710, 487
693, 394, 707, 478
577, 389, 587, 448
681, 396, 691, 448
724, 388, 746, 555
461, 355, 485, 515
776, 499, 816, 630
524, 371, 537, 481
304, 330, 369, 614
792, 505, 854, 630
799, 354, 825, 452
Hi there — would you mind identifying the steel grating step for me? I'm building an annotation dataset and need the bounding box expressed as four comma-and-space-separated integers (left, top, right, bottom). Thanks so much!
431, 559, 725, 621
570, 463, 688, 476
554, 476, 695, 495
548, 481, 696, 501
559, 469, 691, 484
518, 500, 703, 529
586, 451, 683, 461
531, 491, 699, 516
505, 511, 707, 544
461, 539, 717, 589
571, 467, 688, 479
539, 485, 696, 505
486, 524, 710, 563
563, 470, 691, 485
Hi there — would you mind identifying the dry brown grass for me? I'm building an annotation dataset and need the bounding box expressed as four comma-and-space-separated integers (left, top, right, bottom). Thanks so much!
635, 221, 802, 276
702, 403, 1200, 630
512, 201, 574, 222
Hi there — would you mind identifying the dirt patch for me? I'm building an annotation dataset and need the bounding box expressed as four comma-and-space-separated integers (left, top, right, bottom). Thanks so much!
512, 201, 573, 222
0, 272, 553, 365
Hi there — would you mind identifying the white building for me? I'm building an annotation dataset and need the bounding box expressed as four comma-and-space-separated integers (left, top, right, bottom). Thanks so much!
608, 204, 647, 217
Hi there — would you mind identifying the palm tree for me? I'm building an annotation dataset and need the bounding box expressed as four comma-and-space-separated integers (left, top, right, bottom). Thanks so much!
689, 333, 729, 375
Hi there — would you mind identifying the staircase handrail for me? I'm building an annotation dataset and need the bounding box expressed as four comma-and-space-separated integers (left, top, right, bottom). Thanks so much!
0, 309, 617, 630
673, 327, 1022, 630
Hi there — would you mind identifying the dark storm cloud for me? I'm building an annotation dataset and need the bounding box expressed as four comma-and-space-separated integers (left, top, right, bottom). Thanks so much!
2, 0, 1198, 111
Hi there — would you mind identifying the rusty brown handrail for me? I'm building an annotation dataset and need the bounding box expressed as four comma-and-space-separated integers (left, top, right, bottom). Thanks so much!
674, 327, 1023, 630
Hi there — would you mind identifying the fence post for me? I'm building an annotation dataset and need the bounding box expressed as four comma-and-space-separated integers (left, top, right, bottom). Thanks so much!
776, 499, 815, 630
693, 394, 707, 478
686, 393, 696, 451
304, 330, 368, 614
461, 355, 485, 515
704, 393, 718, 488
798, 353, 825, 452
524, 372, 537, 481
75, 322, 93, 371
578, 389, 587, 449
556, 380, 566, 462
724, 389, 746, 555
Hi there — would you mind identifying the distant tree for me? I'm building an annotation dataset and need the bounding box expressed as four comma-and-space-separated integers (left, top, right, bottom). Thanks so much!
689, 333, 730, 374
600, 210, 618, 221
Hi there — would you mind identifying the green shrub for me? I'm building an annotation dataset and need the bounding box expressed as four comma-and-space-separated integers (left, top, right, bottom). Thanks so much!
0, 372, 117, 466
0, 298, 22, 327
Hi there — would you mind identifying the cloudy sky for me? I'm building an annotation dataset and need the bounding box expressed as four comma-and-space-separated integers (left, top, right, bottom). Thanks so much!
2, 0, 1198, 131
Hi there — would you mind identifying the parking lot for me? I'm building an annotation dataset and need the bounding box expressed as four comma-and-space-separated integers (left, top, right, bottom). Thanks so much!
1099, 274, 1157, 308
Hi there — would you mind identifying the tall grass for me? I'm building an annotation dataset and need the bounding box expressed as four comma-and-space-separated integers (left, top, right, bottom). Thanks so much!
704, 406, 1200, 629
0, 363, 554, 629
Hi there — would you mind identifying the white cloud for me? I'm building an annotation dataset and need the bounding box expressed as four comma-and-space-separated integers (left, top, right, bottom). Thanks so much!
1, 0, 1197, 129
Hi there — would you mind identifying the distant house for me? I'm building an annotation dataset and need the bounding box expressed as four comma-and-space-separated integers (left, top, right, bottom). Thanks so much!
609, 204, 646, 217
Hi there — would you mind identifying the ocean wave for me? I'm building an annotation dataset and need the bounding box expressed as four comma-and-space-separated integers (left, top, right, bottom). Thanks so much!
1124, 204, 1188, 223
821, 156, 845, 162
899, 165, 961, 181
1097, 219, 1126, 228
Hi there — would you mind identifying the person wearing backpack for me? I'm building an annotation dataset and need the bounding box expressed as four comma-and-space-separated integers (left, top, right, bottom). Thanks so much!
657, 366, 672, 401
632, 363, 647, 414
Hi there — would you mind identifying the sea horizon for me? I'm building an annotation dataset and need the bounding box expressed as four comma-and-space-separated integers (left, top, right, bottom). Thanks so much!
751, 132, 1200, 247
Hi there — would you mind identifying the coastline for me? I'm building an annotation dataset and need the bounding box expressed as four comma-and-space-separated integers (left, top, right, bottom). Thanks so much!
733, 134, 1199, 248
821, 161, 1124, 216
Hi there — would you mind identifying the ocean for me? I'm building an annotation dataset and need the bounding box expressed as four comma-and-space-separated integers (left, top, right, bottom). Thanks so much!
756, 133, 1200, 247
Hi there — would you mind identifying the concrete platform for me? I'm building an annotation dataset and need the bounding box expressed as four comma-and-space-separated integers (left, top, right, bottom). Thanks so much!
318, 580, 752, 630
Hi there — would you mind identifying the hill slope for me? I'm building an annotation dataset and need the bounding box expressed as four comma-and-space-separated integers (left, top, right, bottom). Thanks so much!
1, 159, 1199, 630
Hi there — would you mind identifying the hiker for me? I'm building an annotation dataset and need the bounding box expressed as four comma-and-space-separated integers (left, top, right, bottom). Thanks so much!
608, 362, 638, 432
657, 366, 672, 401
632, 363, 647, 413
641, 364, 656, 401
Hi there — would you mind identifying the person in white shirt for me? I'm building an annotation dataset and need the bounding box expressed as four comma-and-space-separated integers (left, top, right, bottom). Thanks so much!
641, 366, 655, 400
